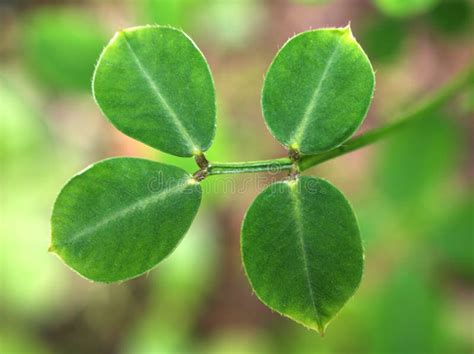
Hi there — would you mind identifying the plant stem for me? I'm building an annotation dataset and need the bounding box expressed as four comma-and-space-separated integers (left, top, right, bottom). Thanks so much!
206, 64, 474, 177
208, 158, 293, 175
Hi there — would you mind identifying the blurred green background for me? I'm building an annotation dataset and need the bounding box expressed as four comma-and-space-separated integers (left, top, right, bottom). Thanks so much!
1, 0, 473, 353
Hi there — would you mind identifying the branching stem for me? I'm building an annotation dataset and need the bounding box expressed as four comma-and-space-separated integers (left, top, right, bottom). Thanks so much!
202, 64, 473, 177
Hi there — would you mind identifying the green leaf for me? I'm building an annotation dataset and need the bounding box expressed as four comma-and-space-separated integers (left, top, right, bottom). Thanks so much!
261, 27, 375, 154
93, 26, 216, 157
241, 176, 363, 334
50, 158, 201, 283
373, 0, 440, 17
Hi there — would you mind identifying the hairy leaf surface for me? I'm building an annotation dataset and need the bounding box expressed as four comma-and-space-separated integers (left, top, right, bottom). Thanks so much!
50, 158, 201, 282
262, 27, 374, 154
93, 26, 216, 157
241, 176, 363, 333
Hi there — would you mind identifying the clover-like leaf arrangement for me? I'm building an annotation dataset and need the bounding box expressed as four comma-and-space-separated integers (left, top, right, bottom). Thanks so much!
50, 25, 375, 334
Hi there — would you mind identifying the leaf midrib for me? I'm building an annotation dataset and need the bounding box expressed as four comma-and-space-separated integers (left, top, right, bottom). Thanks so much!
288, 181, 322, 326
290, 34, 345, 147
57, 180, 190, 247
122, 34, 198, 153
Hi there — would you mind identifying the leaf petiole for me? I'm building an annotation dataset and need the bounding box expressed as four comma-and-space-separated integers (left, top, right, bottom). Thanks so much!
202, 64, 473, 178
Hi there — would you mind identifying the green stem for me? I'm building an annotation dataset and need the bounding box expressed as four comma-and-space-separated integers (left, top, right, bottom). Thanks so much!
206, 64, 473, 177
299, 63, 473, 171
208, 157, 293, 175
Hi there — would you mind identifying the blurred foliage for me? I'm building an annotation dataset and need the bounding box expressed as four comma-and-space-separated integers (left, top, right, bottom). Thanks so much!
137, 0, 200, 28
359, 17, 406, 64
21, 7, 107, 92
427, 0, 473, 36
201, 0, 265, 48
0, 78, 46, 161
0, 329, 51, 354
434, 196, 474, 278
375, 112, 462, 224
368, 265, 445, 354
292, 0, 331, 4
462, 87, 474, 113
123, 216, 219, 354
373, 0, 440, 18
0, 78, 70, 320
135, 0, 265, 49
199, 330, 272, 354
363, 0, 473, 65
1, 0, 473, 353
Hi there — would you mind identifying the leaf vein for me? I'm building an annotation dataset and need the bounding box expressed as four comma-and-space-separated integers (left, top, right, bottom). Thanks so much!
290, 35, 345, 146
122, 34, 198, 152
59, 181, 189, 246
288, 182, 322, 325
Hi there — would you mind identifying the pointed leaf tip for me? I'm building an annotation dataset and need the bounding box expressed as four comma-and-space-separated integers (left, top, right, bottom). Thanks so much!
242, 176, 364, 332
319, 327, 326, 337
262, 28, 374, 154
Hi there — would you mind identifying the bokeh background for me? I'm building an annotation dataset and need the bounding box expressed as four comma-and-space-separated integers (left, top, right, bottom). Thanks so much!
1, 0, 473, 353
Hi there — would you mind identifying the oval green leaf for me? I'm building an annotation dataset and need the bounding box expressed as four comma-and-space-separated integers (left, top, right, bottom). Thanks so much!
241, 176, 363, 334
262, 27, 375, 154
93, 26, 216, 157
50, 158, 201, 283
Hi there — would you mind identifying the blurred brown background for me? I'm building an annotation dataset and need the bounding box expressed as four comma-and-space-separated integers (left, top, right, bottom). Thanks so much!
1, 0, 473, 353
